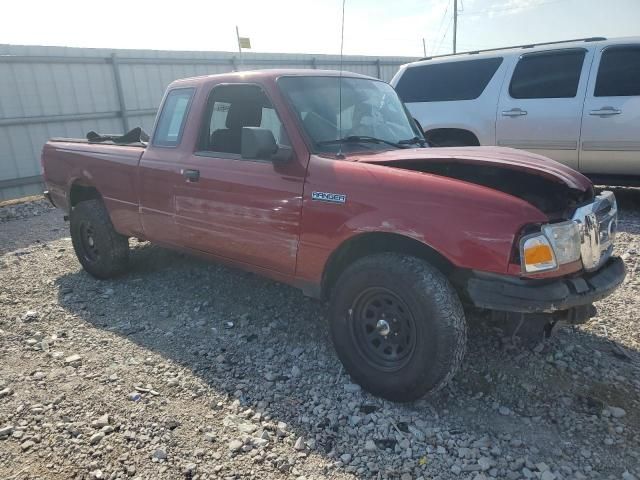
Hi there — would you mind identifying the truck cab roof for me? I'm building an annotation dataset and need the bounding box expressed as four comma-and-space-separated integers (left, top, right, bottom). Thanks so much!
169, 68, 379, 89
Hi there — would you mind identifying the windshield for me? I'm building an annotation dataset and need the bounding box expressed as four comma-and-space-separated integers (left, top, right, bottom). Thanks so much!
278, 76, 423, 154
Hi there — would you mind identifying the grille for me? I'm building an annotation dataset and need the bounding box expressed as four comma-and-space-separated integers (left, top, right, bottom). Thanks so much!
572, 191, 617, 271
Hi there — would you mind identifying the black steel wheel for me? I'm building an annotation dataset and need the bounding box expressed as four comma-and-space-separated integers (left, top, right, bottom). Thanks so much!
78, 221, 100, 263
350, 287, 417, 371
329, 253, 467, 402
70, 199, 129, 279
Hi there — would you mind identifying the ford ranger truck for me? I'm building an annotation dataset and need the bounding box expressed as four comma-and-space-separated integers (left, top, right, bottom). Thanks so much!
41, 70, 626, 402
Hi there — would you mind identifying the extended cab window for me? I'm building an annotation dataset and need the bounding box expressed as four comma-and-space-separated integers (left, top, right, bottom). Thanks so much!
198, 84, 289, 155
395, 57, 503, 102
153, 88, 194, 147
595, 46, 640, 97
509, 50, 585, 99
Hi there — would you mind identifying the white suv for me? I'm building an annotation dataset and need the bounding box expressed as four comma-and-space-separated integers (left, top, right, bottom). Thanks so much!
391, 37, 640, 185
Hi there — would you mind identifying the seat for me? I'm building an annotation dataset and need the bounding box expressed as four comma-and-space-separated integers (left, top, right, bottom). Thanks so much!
211, 102, 263, 153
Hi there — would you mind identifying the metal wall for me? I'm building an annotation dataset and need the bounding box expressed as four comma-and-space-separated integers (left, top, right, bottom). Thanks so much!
0, 44, 415, 200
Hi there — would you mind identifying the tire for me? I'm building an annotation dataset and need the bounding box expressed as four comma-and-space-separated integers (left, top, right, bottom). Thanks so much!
434, 138, 468, 147
329, 253, 466, 402
70, 199, 129, 279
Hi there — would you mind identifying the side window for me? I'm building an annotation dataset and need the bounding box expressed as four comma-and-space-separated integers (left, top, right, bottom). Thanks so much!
394, 57, 503, 103
153, 88, 194, 147
595, 46, 640, 97
199, 84, 289, 155
509, 50, 586, 99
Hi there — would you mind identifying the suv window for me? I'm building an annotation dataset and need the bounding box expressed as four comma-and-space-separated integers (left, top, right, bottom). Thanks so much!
199, 84, 289, 155
595, 46, 640, 97
153, 88, 194, 147
509, 50, 585, 99
395, 57, 503, 102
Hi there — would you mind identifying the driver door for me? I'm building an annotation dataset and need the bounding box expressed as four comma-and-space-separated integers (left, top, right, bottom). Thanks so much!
174, 83, 305, 274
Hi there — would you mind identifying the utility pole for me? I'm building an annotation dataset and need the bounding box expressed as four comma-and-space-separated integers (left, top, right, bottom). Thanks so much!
422, 38, 427, 57
235, 26, 242, 55
235, 25, 243, 68
453, 0, 458, 53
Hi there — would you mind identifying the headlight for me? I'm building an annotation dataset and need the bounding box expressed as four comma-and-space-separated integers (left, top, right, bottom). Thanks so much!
542, 221, 581, 265
520, 221, 582, 274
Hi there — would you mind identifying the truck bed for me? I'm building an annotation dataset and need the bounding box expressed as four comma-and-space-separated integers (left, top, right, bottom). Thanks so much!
42, 139, 146, 238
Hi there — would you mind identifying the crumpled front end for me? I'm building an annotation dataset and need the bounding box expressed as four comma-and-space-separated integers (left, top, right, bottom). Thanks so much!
572, 191, 618, 272
458, 190, 625, 330
516, 191, 618, 276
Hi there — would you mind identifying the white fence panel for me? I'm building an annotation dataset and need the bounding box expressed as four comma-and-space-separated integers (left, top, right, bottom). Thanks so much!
0, 44, 416, 200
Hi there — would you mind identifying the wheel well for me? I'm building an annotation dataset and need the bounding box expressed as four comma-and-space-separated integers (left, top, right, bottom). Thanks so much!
424, 128, 480, 147
322, 232, 455, 300
69, 183, 102, 207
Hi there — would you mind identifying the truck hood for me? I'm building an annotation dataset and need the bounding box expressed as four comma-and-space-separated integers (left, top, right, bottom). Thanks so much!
352, 146, 592, 191
351, 146, 594, 218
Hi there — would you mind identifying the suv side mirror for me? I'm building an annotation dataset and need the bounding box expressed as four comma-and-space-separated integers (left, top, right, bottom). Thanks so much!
241, 127, 291, 162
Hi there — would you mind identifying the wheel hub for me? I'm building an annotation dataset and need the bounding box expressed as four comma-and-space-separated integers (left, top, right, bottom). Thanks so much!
349, 287, 417, 371
376, 319, 391, 336
79, 222, 100, 262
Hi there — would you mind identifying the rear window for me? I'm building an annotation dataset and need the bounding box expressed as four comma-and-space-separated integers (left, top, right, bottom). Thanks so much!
395, 57, 503, 102
509, 50, 585, 99
153, 88, 195, 147
595, 46, 640, 97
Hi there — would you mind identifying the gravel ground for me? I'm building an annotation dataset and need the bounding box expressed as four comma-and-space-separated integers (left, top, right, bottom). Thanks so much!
0, 197, 54, 224
0, 189, 639, 480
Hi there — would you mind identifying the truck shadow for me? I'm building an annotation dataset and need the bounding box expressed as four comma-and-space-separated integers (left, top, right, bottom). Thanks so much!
52, 241, 640, 477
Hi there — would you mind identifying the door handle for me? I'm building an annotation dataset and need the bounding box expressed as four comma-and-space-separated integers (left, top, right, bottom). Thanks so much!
502, 108, 528, 117
589, 106, 621, 116
181, 169, 200, 182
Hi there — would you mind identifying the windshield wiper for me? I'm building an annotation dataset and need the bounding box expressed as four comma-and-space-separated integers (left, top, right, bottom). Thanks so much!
398, 136, 426, 147
317, 135, 406, 149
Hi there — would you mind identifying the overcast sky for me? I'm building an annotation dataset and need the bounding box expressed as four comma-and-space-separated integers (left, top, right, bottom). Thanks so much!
1, 0, 638, 57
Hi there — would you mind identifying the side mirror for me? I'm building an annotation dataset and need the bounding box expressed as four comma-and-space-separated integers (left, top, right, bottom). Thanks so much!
241, 127, 291, 162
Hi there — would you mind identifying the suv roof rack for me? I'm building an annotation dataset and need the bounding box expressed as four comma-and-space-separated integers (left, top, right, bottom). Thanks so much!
419, 37, 606, 61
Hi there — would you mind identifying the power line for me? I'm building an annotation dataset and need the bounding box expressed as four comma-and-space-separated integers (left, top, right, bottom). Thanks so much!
452, 0, 567, 53
429, 3, 450, 55
433, 16, 453, 55
463, 0, 567, 17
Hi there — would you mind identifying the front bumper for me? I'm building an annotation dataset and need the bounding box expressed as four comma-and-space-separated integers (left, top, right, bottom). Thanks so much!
462, 256, 625, 314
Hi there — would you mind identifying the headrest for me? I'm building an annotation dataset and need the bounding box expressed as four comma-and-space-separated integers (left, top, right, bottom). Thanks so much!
225, 102, 263, 129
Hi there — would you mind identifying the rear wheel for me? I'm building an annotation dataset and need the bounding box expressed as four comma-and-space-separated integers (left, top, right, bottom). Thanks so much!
70, 199, 129, 279
329, 253, 467, 402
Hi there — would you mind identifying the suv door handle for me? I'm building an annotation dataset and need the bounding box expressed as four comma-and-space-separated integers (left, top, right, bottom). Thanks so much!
181, 169, 200, 182
589, 106, 621, 116
502, 108, 528, 117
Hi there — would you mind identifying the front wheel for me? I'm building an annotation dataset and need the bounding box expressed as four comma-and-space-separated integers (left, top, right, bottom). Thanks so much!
70, 199, 129, 279
329, 253, 467, 402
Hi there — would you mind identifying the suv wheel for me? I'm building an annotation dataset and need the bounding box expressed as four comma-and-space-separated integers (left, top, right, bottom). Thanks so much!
329, 253, 467, 402
70, 199, 129, 279
433, 138, 468, 147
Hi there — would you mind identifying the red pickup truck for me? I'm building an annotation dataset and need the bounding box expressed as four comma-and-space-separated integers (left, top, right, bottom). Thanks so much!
42, 69, 625, 401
